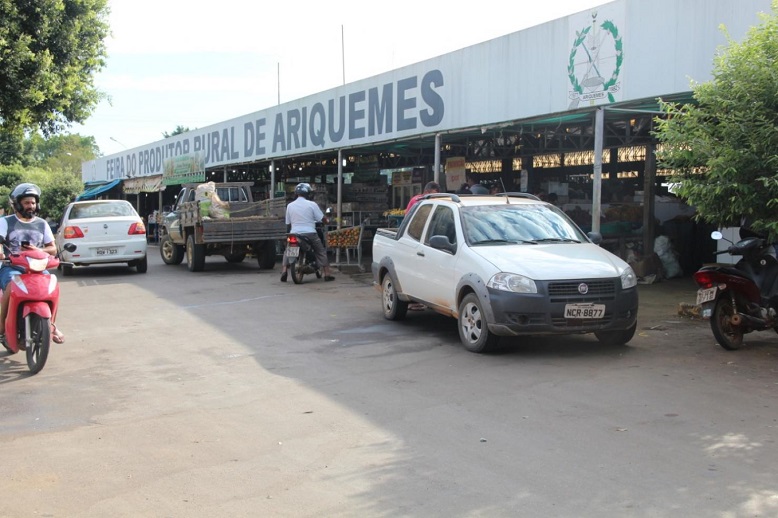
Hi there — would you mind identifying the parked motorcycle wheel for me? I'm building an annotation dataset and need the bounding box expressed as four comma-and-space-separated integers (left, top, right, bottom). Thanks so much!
711, 295, 744, 350
25, 314, 50, 375
291, 254, 306, 284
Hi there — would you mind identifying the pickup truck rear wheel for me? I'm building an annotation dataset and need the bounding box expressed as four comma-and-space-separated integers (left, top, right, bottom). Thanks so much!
458, 293, 499, 353
256, 241, 277, 270
186, 234, 206, 272
160, 235, 184, 265
381, 274, 408, 320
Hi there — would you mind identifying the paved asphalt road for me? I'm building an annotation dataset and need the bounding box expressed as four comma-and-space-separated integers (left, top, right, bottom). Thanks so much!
1, 248, 777, 517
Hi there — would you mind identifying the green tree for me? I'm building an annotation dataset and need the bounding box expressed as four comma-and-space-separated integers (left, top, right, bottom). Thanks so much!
0, 164, 82, 221
0, 0, 110, 164
655, 1, 778, 241
163, 125, 192, 138
26, 167, 83, 222
23, 133, 99, 175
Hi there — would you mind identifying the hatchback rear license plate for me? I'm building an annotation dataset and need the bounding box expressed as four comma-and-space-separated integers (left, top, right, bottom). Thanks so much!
287, 247, 299, 257
96, 248, 118, 256
564, 303, 605, 319
696, 287, 717, 305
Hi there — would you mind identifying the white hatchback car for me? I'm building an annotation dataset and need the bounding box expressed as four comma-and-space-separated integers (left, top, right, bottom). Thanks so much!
55, 200, 148, 275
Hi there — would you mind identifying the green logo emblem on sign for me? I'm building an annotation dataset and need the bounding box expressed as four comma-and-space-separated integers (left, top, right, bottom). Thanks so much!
568, 11, 623, 109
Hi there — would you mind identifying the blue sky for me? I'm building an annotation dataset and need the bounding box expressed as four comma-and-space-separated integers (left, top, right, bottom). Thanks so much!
72, 0, 606, 157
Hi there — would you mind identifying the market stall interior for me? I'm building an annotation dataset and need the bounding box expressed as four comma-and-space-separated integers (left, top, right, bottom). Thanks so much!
112, 94, 709, 278
183, 96, 701, 271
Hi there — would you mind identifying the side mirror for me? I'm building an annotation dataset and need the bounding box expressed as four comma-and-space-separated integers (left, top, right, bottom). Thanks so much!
429, 235, 456, 254
587, 231, 603, 245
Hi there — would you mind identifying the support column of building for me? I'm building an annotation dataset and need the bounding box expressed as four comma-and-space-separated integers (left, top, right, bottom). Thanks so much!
591, 107, 604, 233
434, 134, 441, 184
270, 160, 276, 199
642, 143, 657, 255
501, 158, 513, 191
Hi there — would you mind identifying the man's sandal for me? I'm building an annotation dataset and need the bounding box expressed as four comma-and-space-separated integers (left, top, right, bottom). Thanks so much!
51, 324, 65, 344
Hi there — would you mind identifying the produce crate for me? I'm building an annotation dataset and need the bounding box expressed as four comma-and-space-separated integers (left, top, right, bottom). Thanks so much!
327, 225, 364, 269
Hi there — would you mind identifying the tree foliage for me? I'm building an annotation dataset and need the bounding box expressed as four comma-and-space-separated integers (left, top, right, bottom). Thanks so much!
23, 133, 99, 175
0, 163, 82, 222
163, 126, 192, 138
0, 0, 110, 163
654, 2, 778, 240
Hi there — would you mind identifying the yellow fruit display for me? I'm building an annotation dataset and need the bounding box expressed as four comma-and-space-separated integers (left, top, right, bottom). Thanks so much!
327, 226, 361, 248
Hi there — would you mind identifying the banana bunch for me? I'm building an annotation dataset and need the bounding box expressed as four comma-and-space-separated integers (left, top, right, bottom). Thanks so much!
328, 226, 361, 248
383, 208, 406, 217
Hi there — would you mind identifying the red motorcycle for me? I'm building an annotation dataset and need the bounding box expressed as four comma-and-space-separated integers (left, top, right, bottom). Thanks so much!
0, 240, 75, 374
693, 230, 778, 350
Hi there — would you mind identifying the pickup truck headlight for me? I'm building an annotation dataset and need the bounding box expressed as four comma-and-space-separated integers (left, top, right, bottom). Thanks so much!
621, 267, 637, 289
487, 273, 537, 293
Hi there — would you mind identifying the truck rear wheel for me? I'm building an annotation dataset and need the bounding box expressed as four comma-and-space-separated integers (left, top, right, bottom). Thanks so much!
381, 273, 408, 320
160, 235, 184, 265
186, 234, 206, 272
256, 241, 278, 270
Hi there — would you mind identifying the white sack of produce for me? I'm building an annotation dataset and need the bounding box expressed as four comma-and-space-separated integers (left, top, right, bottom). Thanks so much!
194, 182, 230, 219
195, 182, 216, 201
653, 235, 682, 278
208, 190, 230, 219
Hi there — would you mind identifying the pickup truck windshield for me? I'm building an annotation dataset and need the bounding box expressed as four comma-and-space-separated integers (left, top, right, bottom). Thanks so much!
462, 204, 586, 245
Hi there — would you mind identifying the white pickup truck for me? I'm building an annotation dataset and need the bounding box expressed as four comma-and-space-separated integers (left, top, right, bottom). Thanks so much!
371, 193, 639, 353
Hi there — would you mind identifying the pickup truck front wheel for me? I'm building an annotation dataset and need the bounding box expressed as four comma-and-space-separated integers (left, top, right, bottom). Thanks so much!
381, 274, 408, 320
186, 234, 206, 272
458, 293, 499, 353
160, 235, 184, 265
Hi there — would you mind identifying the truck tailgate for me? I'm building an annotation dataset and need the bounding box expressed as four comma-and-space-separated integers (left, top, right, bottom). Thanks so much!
200, 218, 286, 243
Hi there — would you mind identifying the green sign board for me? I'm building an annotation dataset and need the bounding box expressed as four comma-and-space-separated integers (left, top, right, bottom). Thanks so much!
163, 153, 206, 186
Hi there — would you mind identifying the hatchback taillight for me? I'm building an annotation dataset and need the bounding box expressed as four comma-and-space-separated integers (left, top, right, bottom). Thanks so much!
129, 222, 146, 235
63, 226, 85, 239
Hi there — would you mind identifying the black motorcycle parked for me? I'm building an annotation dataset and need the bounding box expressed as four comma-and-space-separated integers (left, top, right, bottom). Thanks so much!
693, 231, 778, 350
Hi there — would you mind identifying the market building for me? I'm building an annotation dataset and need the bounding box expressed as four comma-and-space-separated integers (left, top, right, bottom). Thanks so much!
80, 0, 772, 274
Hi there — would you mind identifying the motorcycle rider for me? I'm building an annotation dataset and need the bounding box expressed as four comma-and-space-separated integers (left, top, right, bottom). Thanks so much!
280, 183, 335, 282
0, 183, 65, 344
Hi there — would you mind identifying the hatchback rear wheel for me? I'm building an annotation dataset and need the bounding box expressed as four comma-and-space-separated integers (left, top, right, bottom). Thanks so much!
134, 256, 148, 273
